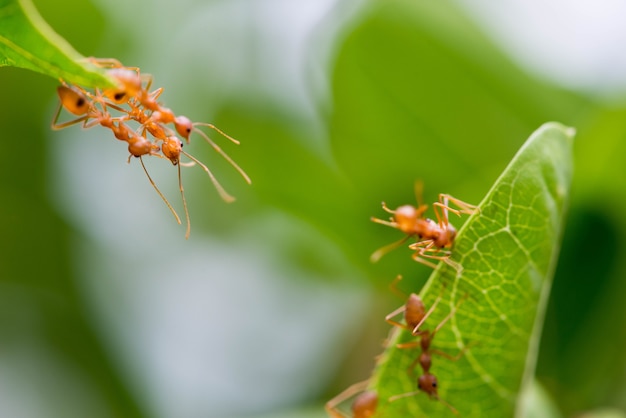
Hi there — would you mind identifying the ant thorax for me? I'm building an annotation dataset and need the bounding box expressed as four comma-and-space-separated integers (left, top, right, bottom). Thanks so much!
393, 205, 421, 234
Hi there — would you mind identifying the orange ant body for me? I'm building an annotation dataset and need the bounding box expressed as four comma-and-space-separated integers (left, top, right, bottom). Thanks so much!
52, 58, 251, 239
386, 283, 469, 415
52, 84, 183, 227
371, 182, 478, 271
97, 61, 252, 196
88, 58, 249, 181
326, 380, 378, 418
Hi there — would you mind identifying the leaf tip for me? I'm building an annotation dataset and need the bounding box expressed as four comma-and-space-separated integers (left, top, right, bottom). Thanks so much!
565, 126, 577, 138
541, 121, 577, 140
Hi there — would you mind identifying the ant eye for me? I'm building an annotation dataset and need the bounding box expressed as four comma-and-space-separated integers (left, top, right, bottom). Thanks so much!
114, 92, 126, 101
76, 97, 85, 107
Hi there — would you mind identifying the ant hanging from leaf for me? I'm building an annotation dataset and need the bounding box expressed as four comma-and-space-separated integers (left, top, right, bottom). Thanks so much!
326, 380, 378, 418
52, 56, 252, 239
88, 57, 252, 191
51, 83, 183, 227
371, 181, 478, 271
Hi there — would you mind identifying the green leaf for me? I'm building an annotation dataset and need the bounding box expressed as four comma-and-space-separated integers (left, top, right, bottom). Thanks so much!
0, 0, 114, 87
366, 122, 575, 417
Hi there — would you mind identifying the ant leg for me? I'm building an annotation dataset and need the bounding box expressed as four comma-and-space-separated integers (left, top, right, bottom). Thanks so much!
410, 241, 462, 272
370, 235, 410, 263
379, 201, 395, 214
389, 375, 459, 415
51, 106, 89, 130
325, 380, 374, 418
83, 57, 124, 68
411, 254, 439, 270
429, 344, 473, 362
194, 123, 240, 145
432, 199, 453, 228
389, 389, 421, 403
385, 304, 410, 330
395, 341, 421, 350
414, 180, 424, 207
391, 387, 459, 416
138, 157, 182, 225
431, 294, 467, 338
180, 150, 236, 203
86, 57, 143, 77
388, 275, 407, 299
442, 257, 463, 272
176, 162, 192, 239
145, 85, 163, 102
435, 194, 479, 218
141, 73, 155, 92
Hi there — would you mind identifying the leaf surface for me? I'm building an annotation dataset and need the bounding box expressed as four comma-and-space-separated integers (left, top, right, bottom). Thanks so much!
0, 0, 113, 87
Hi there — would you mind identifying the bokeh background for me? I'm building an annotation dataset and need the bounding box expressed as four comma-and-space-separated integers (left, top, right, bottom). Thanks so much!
1, 0, 625, 417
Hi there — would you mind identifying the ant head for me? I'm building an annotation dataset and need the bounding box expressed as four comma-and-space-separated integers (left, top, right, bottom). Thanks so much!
418, 373, 438, 397
57, 86, 90, 116
174, 116, 193, 140
405, 294, 426, 331
162, 136, 183, 165
351, 390, 378, 418
104, 68, 142, 103
435, 224, 457, 248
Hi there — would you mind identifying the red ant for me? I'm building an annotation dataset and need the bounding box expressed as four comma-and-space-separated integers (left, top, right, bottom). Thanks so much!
51, 84, 183, 227
90, 58, 252, 190
326, 380, 378, 418
371, 181, 478, 271
386, 282, 470, 415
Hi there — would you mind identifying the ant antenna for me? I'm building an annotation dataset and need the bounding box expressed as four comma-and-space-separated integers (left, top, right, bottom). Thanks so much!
174, 117, 251, 185
370, 235, 410, 263
137, 157, 182, 225
175, 162, 192, 239
389, 387, 459, 415
180, 149, 236, 203
326, 380, 378, 418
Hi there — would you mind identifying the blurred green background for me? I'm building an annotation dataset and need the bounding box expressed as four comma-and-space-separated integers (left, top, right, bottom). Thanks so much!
1, 0, 625, 417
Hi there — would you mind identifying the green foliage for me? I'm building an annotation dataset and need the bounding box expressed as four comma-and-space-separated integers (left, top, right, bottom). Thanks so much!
367, 123, 574, 417
0, 0, 113, 87
214, 0, 625, 414
1, 0, 626, 417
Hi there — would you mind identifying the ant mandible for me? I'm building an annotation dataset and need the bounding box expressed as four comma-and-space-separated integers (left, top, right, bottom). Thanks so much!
326, 380, 378, 418
371, 181, 478, 271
